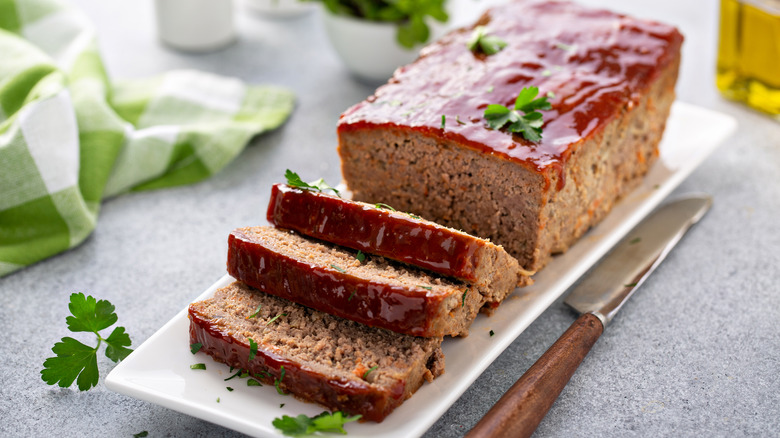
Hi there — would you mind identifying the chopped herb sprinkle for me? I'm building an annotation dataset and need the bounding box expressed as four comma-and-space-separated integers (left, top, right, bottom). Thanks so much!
462, 290, 468, 307
224, 370, 242, 381
456, 115, 466, 125
441, 114, 446, 129
348, 290, 357, 301
418, 285, 433, 290
330, 264, 346, 273
247, 304, 262, 319
248, 379, 262, 387
374, 203, 397, 211
355, 250, 366, 263
275, 366, 287, 395
629, 237, 641, 245
217, 397, 220, 403
266, 313, 287, 326
133, 432, 149, 438
487, 85, 494, 93
363, 365, 379, 379
190, 363, 206, 370
248, 338, 258, 361
226, 387, 234, 391
489, 330, 495, 337
625, 283, 638, 288
190, 342, 203, 354
280, 403, 285, 408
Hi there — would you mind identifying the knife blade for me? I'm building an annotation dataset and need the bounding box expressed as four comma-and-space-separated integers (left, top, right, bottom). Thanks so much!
466, 194, 712, 438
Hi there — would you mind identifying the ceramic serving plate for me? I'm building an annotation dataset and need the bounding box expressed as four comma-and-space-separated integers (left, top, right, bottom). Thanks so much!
106, 102, 736, 437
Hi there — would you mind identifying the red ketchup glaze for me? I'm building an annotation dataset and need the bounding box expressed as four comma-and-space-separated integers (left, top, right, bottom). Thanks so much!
227, 228, 451, 337
337, 0, 683, 190
266, 184, 485, 282
188, 308, 403, 422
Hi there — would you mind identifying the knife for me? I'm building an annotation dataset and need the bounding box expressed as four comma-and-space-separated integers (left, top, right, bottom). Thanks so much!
466, 194, 712, 438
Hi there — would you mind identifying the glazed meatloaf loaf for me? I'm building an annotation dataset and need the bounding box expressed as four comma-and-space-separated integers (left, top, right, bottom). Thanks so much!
189, 281, 444, 422
266, 183, 530, 286
228, 226, 501, 337
337, 0, 683, 271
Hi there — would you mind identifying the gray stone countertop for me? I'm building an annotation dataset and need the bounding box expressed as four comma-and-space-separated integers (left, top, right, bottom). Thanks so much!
1, 0, 778, 437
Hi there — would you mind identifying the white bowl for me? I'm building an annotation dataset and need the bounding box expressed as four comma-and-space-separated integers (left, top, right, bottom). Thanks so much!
155, 0, 236, 52
322, 11, 422, 83
244, 0, 314, 19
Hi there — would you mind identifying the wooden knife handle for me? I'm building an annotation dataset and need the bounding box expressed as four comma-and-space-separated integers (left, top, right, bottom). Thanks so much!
466, 313, 604, 438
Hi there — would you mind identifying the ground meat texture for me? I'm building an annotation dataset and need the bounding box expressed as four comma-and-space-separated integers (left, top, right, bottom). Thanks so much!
228, 226, 501, 337
189, 282, 445, 423
337, 0, 683, 271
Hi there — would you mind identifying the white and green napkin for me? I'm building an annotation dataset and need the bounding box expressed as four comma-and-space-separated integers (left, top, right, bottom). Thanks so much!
0, 0, 295, 276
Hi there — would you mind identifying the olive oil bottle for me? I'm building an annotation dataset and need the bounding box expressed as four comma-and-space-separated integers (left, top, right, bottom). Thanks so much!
717, 0, 780, 117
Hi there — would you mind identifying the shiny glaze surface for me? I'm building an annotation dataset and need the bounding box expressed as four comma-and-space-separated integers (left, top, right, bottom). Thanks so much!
227, 228, 454, 337
188, 307, 402, 422
338, 0, 682, 178
267, 184, 485, 282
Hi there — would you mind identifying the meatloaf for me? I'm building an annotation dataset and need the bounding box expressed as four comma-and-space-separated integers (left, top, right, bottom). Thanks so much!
228, 226, 493, 337
337, 0, 683, 271
266, 183, 530, 287
189, 281, 444, 422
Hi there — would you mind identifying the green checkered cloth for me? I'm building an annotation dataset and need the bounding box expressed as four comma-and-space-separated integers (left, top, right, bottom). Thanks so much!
0, 0, 295, 276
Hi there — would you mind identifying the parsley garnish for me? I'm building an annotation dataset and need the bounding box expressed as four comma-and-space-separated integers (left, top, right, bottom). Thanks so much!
356, 250, 366, 263
625, 283, 638, 288
191, 363, 206, 370
489, 330, 495, 337
248, 338, 258, 361
247, 304, 262, 319
441, 114, 446, 129
467, 26, 507, 55
409, 213, 421, 219
629, 237, 641, 245
348, 290, 357, 301
227, 387, 234, 391
266, 313, 287, 326
363, 365, 378, 379
40, 293, 133, 391
330, 264, 346, 273
248, 378, 262, 387
285, 169, 340, 197
418, 285, 432, 290
133, 432, 148, 438
190, 342, 203, 354
217, 397, 220, 403
375, 203, 396, 211
484, 86, 552, 142
280, 403, 285, 408
462, 289, 468, 308
224, 370, 243, 381
272, 411, 361, 436
275, 366, 287, 395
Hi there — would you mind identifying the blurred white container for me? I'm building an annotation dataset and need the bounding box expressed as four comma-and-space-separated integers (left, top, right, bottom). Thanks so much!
155, 0, 236, 52
322, 11, 420, 83
244, 0, 314, 18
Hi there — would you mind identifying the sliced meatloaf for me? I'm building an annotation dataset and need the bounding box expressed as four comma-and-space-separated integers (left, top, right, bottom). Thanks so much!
266, 183, 530, 288
189, 281, 444, 422
337, 0, 683, 271
228, 226, 498, 337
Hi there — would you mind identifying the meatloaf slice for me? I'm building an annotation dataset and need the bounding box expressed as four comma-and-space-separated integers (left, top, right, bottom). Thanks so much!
189, 281, 444, 423
337, 0, 683, 271
266, 183, 530, 287
228, 226, 493, 337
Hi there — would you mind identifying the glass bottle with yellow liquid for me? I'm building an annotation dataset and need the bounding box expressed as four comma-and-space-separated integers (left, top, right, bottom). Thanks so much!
717, 0, 780, 117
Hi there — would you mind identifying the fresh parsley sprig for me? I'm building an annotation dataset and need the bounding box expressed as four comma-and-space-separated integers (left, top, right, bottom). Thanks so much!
467, 26, 507, 55
285, 169, 340, 197
484, 86, 552, 142
41, 293, 133, 391
273, 411, 361, 436
316, 0, 448, 49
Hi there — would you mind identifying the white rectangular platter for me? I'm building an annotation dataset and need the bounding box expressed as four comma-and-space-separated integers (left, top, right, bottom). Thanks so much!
106, 102, 737, 437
